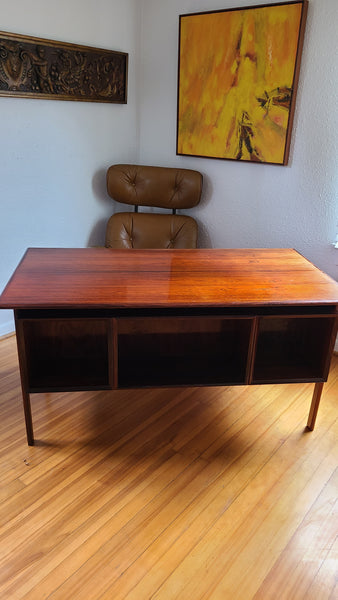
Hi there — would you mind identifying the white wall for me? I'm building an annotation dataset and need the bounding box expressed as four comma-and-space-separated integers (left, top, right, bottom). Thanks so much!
0, 0, 139, 335
139, 0, 338, 276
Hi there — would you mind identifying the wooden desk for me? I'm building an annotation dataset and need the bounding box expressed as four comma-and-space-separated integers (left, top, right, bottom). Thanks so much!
1, 247, 337, 445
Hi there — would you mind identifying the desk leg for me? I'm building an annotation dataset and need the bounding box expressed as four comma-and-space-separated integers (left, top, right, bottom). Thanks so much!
14, 314, 34, 445
307, 382, 324, 431
22, 389, 34, 446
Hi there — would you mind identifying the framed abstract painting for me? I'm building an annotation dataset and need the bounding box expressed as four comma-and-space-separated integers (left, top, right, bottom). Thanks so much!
177, 1, 308, 165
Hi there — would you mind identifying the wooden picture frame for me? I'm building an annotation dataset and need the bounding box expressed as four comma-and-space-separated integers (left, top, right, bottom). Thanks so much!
177, 1, 308, 165
0, 30, 128, 104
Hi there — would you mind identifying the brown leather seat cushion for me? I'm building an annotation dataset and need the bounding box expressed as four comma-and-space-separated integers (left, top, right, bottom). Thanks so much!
105, 212, 198, 249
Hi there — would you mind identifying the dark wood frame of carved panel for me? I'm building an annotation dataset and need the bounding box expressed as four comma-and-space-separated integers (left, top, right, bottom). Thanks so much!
0, 30, 128, 103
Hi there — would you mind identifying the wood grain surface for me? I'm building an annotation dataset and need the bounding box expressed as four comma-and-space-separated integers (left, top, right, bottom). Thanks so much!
1, 247, 338, 309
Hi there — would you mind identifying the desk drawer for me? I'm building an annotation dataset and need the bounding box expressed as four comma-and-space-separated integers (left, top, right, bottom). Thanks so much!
117, 316, 254, 387
20, 318, 113, 391
252, 315, 337, 383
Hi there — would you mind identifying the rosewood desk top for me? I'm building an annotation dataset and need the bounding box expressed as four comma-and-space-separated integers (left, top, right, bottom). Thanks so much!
0, 247, 338, 310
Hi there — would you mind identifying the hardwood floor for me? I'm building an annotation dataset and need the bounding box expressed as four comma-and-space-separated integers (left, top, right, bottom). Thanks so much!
0, 334, 337, 600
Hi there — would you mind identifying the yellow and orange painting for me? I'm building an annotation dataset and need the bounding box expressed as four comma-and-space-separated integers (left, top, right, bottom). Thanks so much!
177, 2, 307, 164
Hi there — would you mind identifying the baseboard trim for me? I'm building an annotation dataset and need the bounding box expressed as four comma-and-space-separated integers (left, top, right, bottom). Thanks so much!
0, 331, 15, 341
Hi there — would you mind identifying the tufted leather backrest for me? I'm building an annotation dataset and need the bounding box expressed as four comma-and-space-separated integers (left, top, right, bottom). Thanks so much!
106, 164, 202, 210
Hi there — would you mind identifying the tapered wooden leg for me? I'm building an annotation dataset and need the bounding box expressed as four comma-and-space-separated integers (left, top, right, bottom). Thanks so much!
307, 382, 324, 431
14, 313, 34, 445
22, 389, 34, 445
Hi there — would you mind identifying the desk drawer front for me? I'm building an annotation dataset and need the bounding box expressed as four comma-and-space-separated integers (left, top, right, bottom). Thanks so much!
117, 316, 254, 387
19, 318, 113, 391
252, 315, 337, 383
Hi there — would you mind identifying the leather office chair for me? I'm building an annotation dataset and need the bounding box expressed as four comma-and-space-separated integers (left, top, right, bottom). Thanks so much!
105, 164, 203, 248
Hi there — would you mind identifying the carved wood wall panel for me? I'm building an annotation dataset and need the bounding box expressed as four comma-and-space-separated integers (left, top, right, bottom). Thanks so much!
0, 30, 128, 103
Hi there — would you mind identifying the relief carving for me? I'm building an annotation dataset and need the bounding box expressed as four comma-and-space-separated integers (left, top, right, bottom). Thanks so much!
0, 31, 127, 103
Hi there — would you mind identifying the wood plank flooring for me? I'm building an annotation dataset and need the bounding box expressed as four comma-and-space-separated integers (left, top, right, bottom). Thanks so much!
0, 334, 337, 599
